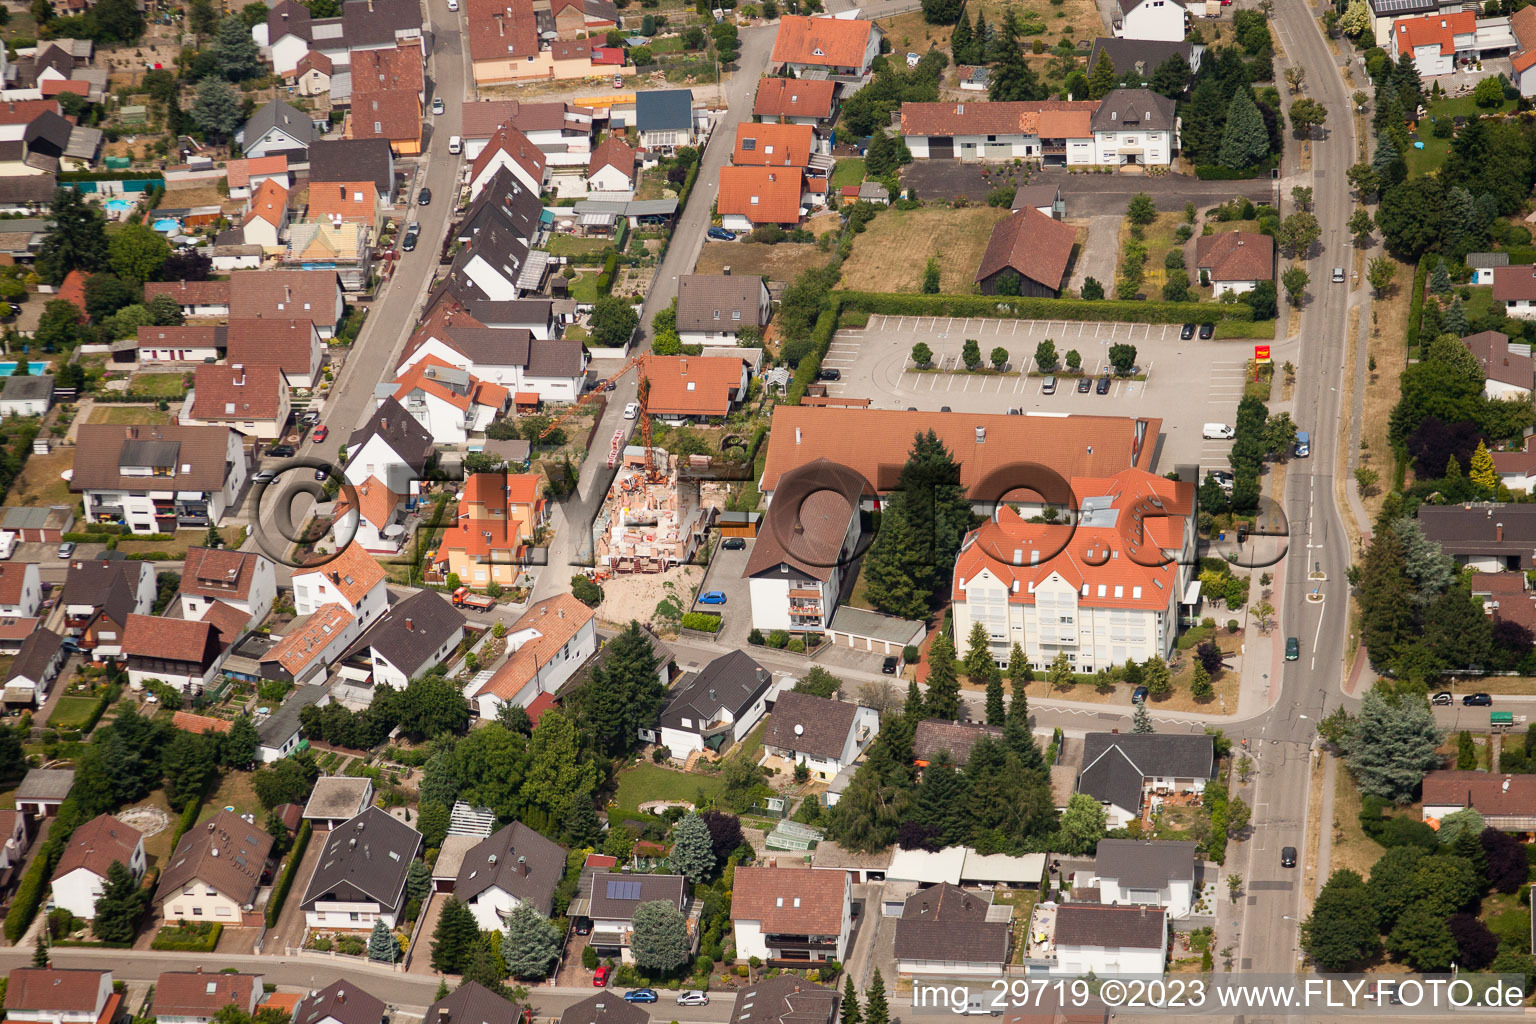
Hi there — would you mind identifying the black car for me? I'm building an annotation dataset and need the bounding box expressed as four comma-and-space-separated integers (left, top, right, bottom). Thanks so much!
1463, 692, 1493, 706
721, 537, 745, 550
882, 656, 898, 674
575, 918, 592, 936
419, 187, 432, 206
401, 230, 419, 252
1198, 322, 1215, 340
314, 468, 328, 481
1095, 374, 1111, 394
1180, 323, 1196, 340
266, 444, 296, 458
1131, 685, 1148, 704
940, 406, 951, 412
1076, 376, 1091, 393
1431, 691, 1453, 706
817, 368, 841, 381
1280, 846, 1297, 868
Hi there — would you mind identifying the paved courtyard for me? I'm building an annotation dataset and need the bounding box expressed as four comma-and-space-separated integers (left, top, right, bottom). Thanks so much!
820, 314, 1265, 473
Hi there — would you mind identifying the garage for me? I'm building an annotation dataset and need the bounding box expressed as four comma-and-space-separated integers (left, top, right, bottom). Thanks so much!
927, 137, 953, 159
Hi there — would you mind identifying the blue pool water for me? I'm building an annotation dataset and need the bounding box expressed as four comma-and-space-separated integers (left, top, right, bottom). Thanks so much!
152, 218, 180, 232
0, 364, 20, 376
105, 199, 132, 212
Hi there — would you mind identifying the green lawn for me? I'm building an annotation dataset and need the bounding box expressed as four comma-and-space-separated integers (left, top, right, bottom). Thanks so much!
129, 373, 189, 398
733, 722, 765, 763
195, 768, 262, 825
546, 235, 614, 258
831, 158, 866, 190
569, 273, 600, 303
609, 763, 724, 821
1482, 891, 1531, 948
50, 696, 101, 730
1463, 284, 1496, 323
650, 35, 684, 52
1405, 96, 1516, 178
1213, 319, 1278, 340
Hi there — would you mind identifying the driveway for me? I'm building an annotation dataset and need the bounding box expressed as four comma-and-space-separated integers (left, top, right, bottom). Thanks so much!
899, 160, 1018, 202
1042, 167, 1277, 209
694, 538, 753, 646
266, 827, 327, 954
1067, 214, 1121, 295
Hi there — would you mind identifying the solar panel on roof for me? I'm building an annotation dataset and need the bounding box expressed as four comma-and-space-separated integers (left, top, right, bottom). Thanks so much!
606, 879, 642, 899
1369, 0, 1435, 11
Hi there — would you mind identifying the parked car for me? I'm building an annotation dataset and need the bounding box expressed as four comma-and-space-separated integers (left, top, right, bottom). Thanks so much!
625, 990, 658, 1004
1041, 376, 1057, 394
1203, 423, 1236, 439
613, 74, 624, 88
940, 405, 951, 412
311, 425, 328, 442
56, 542, 74, 559
1076, 376, 1091, 393
1180, 323, 1196, 340
1198, 322, 1215, 339
593, 967, 610, 988
817, 368, 841, 381
575, 918, 592, 934
882, 656, 898, 674
707, 227, 736, 241
419, 187, 432, 206
1431, 691, 1454, 706
300, 410, 321, 426
1131, 684, 1148, 704
721, 537, 745, 550
252, 470, 277, 484
1332, 266, 1346, 284
402, 223, 421, 252
314, 468, 328, 481
624, 401, 640, 419
677, 993, 709, 1007
431, 97, 446, 114
1463, 693, 1493, 706
698, 590, 727, 605
267, 444, 296, 458
447, 0, 457, 9
1285, 637, 1300, 661
1095, 374, 1111, 394
1280, 846, 1297, 868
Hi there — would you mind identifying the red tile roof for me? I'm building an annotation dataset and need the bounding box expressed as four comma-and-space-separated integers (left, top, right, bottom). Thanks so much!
473, 593, 593, 701
6, 969, 109, 1013
771, 15, 874, 69
230, 271, 340, 327
1423, 769, 1536, 816
733, 122, 815, 168
0, 563, 33, 608
641, 354, 746, 417
392, 354, 510, 414
190, 363, 287, 423
975, 206, 1077, 292
733, 866, 846, 934
145, 280, 231, 307
334, 474, 401, 529
292, 541, 387, 606
296, 51, 333, 77
470, 123, 547, 186
0, 100, 62, 126
136, 325, 222, 350
307, 180, 379, 223
172, 711, 233, 734
181, 547, 266, 603
56, 269, 87, 317
227, 155, 288, 189
243, 179, 289, 229
1393, 10, 1474, 56
437, 471, 543, 561
351, 89, 422, 146
152, 973, 260, 1021
262, 603, 355, 677
588, 136, 636, 180
1193, 231, 1273, 283
226, 319, 317, 379
718, 166, 802, 224
121, 614, 221, 665
1515, 6, 1536, 72
753, 77, 835, 120
466, 0, 539, 61
349, 43, 424, 97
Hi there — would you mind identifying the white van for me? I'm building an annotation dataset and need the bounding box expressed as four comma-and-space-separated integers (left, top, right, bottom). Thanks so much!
448, 135, 462, 154
1202, 423, 1235, 439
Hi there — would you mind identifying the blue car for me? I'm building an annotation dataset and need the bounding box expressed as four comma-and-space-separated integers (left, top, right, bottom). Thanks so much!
625, 990, 658, 1004
707, 227, 736, 241
698, 590, 728, 605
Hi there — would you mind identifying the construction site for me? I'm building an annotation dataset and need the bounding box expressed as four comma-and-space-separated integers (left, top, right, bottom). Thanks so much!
592, 444, 719, 573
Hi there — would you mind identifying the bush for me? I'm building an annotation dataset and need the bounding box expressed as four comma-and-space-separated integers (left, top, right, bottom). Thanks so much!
680, 612, 723, 633
583, 944, 601, 969
264, 821, 313, 926
767, 630, 789, 649
833, 291, 1254, 324
151, 922, 222, 951
748, 628, 764, 645
903, 644, 920, 663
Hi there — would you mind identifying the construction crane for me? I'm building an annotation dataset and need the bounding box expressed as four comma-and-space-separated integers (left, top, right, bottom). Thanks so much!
538, 354, 659, 478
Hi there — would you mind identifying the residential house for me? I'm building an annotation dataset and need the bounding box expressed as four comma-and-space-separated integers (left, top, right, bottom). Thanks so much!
635, 90, 695, 154
332, 476, 408, 554
1194, 230, 1273, 296
1091, 88, 1178, 166
388, 356, 510, 443
3, 969, 117, 1024
893, 882, 1010, 977
455, 821, 567, 931
1416, 503, 1536, 570
290, 541, 388, 628
732, 866, 851, 964
1047, 903, 1166, 976
640, 354, 749, 422
225, 156, 292, 201
337, 589, 466, 690
1423, 769, 1536, 829
301, 777, 374, 830
1114, 0, 1186, 41
256, 684, 328, 760
433, 472, 547, 590
1093, 839, 1197, 919
143, 281, 230, 318
1086, 37, 1202, 83
0, 374, 52, 417
294, 51, 333, 96
182, 364, 292, 439
744, 462, 861, 633
0, 562, 41, 617
299, 806, 423, 929
725, 978, 835, 1024
282, 221, 375, 293
1470, 251, 1511, 284
1077, 733, 1215, 828
348, 89, 422, 156
1492, 446, 1536, 495
587, 137, 637, 194
345, 398, 435, 493
307, 180, 383, 230
551, 0, 619, 37
752, 77, 837, 125
1463, 330, 1533, 399
290, 982, 385, 1024
71, 424, 247, 534
675, 273, 772, 346
1492, 265, 1536, 319
241, 179, 290, 250
439, 216, 535, 303
1472, 569, 1536, 630
396, 301, 586, 400
641, 649, 772, 759
229, 270, 344, 338
427, 985, 522, 1024
308, 138, 395, 196
50, 813, 146, 920
1515, 4, 1536, 96
155, 808, 274, 922
557, 996, 647, 1024
911, 719, 1004, 769
0, 807, 27, 886
760, 692, 879, 781
242, 99, 316, 160
464, 0, 546, 87
975, 206, 1078, 296
3, 626, 66, 707
136, 325, 226, 364
150, 973, 262, 1024
733, 122, 818, 168
582, 871, 689, 963
1390, 10, 1477, 76
460, 298, 560, 339
460, 99, 595, 163
63, 556, 155, 658
467, 593, 596, 719
469, 124, 547, 199
900, 100, 1094, 161
950, 468, 1196, 670
718, 166, 802, 231
548, 38, 628, 79
121, 614, 237, 694
15, 768, 74, 817
349, 43, 424, 101
178, 547, 277, 628
770, 15, 881, 77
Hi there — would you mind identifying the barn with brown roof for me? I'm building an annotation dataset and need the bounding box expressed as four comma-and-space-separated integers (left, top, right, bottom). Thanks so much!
974, 206, 1078, 296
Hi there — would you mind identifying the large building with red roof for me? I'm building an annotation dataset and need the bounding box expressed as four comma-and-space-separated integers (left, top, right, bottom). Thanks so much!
771, 15, 881, 77
900, 89, 1177, 167
1389, 10, 1475, 77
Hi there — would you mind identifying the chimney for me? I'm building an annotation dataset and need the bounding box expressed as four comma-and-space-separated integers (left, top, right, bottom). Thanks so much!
722, 265, 731, 276
975, 426, 986, 444
195, 967, 203, 975
520, 855, 529, 875
1498, 523, 1505, 542
405, 618, 413, 631
338, 991, 346, 1005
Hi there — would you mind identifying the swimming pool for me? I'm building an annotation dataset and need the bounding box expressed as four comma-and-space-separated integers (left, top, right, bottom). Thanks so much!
105, 199, 132, 212
0, 364, 20, 376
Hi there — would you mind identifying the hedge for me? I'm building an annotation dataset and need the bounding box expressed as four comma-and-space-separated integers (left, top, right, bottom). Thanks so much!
62, 532, 173, 543
57, 170, 165, 182
75, 683, 119, 735
265, 820, 313, 926
678, 157, 702, 208
831, 291, 1256, 323
151, 922, 222, 951
166, 777, 205, 853
1194, 165, 1267, 180
4, 797, 83, 940
680, 612, 722, 632
596, 252, 619, 295
786, 308, 838, 405
1406, 258, 1430, 355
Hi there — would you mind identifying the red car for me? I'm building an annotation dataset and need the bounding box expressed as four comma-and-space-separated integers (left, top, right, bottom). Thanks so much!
592, 966, 610, 987
312, 425, 328, 442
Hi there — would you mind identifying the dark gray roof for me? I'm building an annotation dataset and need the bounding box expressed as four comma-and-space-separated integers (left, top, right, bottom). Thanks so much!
0, 174, 55, 204
456, 166, 543, 242
300, 805, 423, 911
454, 821, 567, 913
465, 299, 555, 329
892, 882, 1010, 964
258, 683, 327, 745
1053, 903, 1165, 949
294, 980, 386, 1024
341, 0, 421, 47
428, 982, 522, 1024
1093, 839, 1197, 888
731, 976, 836, 1024
6, 626, 61, 685
347, 396, 435, 471
558, 994, 649, 1024
1, 374, 52, 402
1086, 38, 1194, 79
447, 218, 531, 300
675, 274, 768, 334
762, 691, 859, 760
341, 589, 464, 677
635, 89, 692, 132
16, 768, 74, 801
243, 98, 316, 155
658, 649, 771, 733
586, 871, 686, 921
427, 325, 586, 378
1417, 504, 1536, 566
64, 558, 147, 627
307, 138, 393, 193
1012, 183, 1061, 212
1079, 733, 1214, 813
1469, 252, 1511, 269
911, 719, 1003, 767
1089, 89, 1177, 133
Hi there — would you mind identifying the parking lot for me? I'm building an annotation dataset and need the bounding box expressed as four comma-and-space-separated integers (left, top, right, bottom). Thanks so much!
821, 314, 1262, 472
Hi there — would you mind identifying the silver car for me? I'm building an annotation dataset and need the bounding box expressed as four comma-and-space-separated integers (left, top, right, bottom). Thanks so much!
676, 992, 709, 1007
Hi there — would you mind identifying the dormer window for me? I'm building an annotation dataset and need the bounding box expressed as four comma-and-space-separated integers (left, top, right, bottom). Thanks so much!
812, 47, 824, 56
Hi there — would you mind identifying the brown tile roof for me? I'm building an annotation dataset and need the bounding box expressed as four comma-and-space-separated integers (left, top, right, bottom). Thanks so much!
904, 100, 1045, 136
243, 179, 289, 229
334, 475, 400, 529
262, 603, 355, 677
225, 319, 317, 379
771, 15, 873, 68
172, 710, 233, 734
136, 325, 225, 350
1464, 330, 1533, 390
229, 270, 341, 328
307, 180, 378, 224
70, 423, 237, 495
1493, 264, 1536, 302
296, 50, 332, 77
473, 593, 593, 701
466, 0, 539, 61
5, 969, 109, 1013
587, 136, 636, 181
144, 280, 230, 307
191, 363, 287, 423
202, 600, 251, 647
640, 354, 746, 418
911, 719, 1004, 766
470, 123, 547, 186
1053, 903, 1165, 948
349, 43, 424, 96
733, 122, 815, 168
753, 78, 835, 119
731, 976, 836, 1024
453, 820, 567, 911
558, 994, 649, 1024
51, 813, 140, 881
0, 563, 33, 608
732, 866, 845, 934
893, 882, 1010, 963
1422, 769, 1536, 816
675, 274, 767, 334
743, 464, 857, 583
762, 691, 859, 760
155, 808, 274, 907
152, 973, 260, 1020
975, 207, 1076, 292
291, 983, 387, 1024
1193, 230, 1273, 283
461, 99, 590, 138
0, 99, 65, 126
122, 614, 222, 665
292, 541, 387, 606
718, 166, 802, 224
351, 89, 422, 146
227, 155, 288, 189
181, 547, 266, 603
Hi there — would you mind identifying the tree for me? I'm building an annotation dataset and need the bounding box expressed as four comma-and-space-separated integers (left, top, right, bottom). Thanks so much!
1108, 343, 1137, 376
1470, 439, 1498, 495
1132, 702, 1153, 733
570, 575, 603, 607
1348, 207, 1374, 247
431, 897, 479, 974
1057, 792, 1107, 854
1218, 89, 1270, 170
794, 667, 843, 699
1367, 255, 1397, 296
1127, 192, 1157, 226
1276, 211, 1322, 258
948, 14, 976, 65
1088, 52, 1117, 100
1143, 655, 1171, 696
1289, 97, 1328, 136
251, 755, 319, 809
1264, 412, 1300, 457
864, 970, 889, 1024
861, 497, 933, 620
502, 902, 560, 978
405, 859, 432, 904
841, 978, 862, 1024
630, 900, 689, 973
568, 621, 662, 757
1376, 178, 1445, 260
990, 346, 1008, 371
86, 0, 145, 43
1347, 161, 1380, 201
1473, 74, 1504, 108
701, 809, 744, 864
1064, 349, 1082, 372
589, 296, 638, 347
1190, 662, 1214, 700
1285, 64, 1307, 92
367, 919, 400, 963
911, 341, 932, 366
1080, 277, 1104, 300
1449, 912, 1498, 969
460, 933, 509, 996
925, 632, 961, 720
106, 222, 171, 289
31, 936, 47, 969
865, 131, 912, 177
670, 812, 716, 883
91, 860, 149, 943
1281, 265, 1309, 305
1340, 0, 1372, 37
1034, 338, 1058, 371
1301, 869, 1380, 969
191, 78, 242, 142
1388, 904, 1458, 972
1482, 827, 1528, 893
960, 338, 982, 369
921, 257, 941, 294
1345, 686, 1445, 802
213, 14, 264, 81
36, 188, 107, 285
224, 716, 258, 769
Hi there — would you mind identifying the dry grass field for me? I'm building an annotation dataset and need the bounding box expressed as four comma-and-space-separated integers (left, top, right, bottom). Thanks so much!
839, 206, 1010, 294
878, 0, 1104, 58
693, 241, 836, 284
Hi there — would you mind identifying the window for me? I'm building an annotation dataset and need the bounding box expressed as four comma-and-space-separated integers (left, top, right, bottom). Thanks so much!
193, 907, 203, 916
